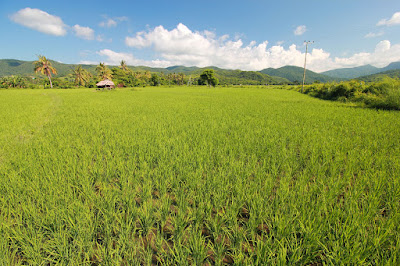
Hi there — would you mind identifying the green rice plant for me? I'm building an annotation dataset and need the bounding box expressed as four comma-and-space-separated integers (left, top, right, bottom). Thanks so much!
0, 86, 399, 264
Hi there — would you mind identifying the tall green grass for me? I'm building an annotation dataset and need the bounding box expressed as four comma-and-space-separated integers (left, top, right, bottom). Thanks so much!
0, 87, 399, 264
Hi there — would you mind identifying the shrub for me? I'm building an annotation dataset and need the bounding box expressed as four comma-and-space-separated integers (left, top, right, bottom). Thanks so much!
291, 76, 400, 111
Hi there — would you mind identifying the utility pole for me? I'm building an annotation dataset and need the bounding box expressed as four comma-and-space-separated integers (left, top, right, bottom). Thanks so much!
302, 40, 314, 93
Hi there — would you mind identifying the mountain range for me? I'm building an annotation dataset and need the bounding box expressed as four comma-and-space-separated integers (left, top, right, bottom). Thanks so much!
321, 62, 400, 79
1, 59, 399, 84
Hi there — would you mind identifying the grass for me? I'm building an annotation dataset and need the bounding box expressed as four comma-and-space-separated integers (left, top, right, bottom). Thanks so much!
0, 86, 399, 265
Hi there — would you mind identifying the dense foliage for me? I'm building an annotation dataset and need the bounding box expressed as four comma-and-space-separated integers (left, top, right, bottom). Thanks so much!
0, 87, 399, 264
199, 69, 219, 87
0, 76, 27, 88
279, 77, 400, 110
0, 59, 297, 85
72, 65, 92, 86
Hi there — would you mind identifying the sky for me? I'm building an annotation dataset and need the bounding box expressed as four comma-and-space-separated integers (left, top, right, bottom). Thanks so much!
1, 0, 400, 72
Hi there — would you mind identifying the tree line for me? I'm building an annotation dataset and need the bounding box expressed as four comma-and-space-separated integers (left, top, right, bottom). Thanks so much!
0, 55, 219, 89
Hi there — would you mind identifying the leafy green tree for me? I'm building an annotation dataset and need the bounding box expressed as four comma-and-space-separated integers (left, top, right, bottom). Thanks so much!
96, 62, 112, 80
34, 55, 57, 88
72, 65, 91, 86
150, 73, 161, 86
111, 67, 138, 87
200, 69, 219, 87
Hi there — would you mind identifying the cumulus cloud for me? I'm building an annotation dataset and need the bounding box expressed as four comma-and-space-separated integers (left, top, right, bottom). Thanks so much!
122, 23, 400, 72
73, 25, 94, 40
364, 31, 384, 38
10, 7, 67, 36
96, 49, 171, 68
377, 12, 400, 26
124, 23, 329, 70
333, 40, 400, 68
294, 25, 307, 36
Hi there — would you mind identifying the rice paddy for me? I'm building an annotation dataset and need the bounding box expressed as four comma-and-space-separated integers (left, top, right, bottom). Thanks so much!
0, 86, 399, 265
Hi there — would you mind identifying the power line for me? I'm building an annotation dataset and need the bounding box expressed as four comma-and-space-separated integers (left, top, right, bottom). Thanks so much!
302, 40, 314, 93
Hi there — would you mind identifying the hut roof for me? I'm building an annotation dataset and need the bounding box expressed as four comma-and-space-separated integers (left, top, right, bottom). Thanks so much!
96, 79, 115, 86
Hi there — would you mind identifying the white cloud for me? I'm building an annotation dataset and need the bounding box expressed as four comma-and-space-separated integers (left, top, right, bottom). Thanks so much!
96, 35, 104, 42
99, 18, 117, 28
364, 31, 384, 38
332, 40, 400, 68
377, 12, 400, 26
124, 23, 327, 70
10, 7, 67, 36
294, 25, 307, 36
95, 35, 112, 43
99, 16, 128, 28
73, 25, 94, 40
96, 49, 171, 68
116, 16, 129, 22
78, 60, 99, 65
122, 24, 400, 72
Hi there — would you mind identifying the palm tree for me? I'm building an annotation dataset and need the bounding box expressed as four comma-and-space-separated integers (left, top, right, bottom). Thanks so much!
144, 70, 151, 79
120, 60, 127, 71
72, 65, 91, 86
34, 55, 57, 88
96, 62, 112, 80
177, 73, 185, 85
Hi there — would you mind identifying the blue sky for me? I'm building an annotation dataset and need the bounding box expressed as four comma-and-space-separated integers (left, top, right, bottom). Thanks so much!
1, 0, 400, 72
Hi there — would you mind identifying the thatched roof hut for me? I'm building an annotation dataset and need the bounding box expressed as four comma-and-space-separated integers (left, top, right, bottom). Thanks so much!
96, 79, 115, 89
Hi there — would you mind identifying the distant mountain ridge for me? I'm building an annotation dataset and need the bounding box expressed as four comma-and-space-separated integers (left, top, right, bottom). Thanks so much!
260, 65, 338, 83
0, 59, 95, 77
321, 65, 379, 79
382, 62, 400, 72
321, 61, 400, 79
357, 69, 400, 82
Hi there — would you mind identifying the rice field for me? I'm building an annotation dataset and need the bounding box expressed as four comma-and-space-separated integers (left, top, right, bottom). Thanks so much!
0, 86, 399, 265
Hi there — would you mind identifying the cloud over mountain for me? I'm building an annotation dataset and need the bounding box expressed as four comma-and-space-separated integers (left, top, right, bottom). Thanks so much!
97, 49, 171, 68
122, 23, 400, 72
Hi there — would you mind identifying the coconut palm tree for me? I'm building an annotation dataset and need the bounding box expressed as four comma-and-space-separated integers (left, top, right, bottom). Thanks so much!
120, 60, 128, 71
72, 65, 91, 86
34, 55, 57, 88
96, 62, 112, 80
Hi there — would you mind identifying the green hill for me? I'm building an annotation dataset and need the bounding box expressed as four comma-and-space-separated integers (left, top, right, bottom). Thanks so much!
0, 59, 97, 77
214, 69, 289, 85
165, 65, 200, 74
356, 69, 400, 82
322, 65, 380, 79
321, 62, 400, 80
260, 65, 337, 83
0, 59, 289, 85
0, 59, 38, 76
381, 62, 400, 72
